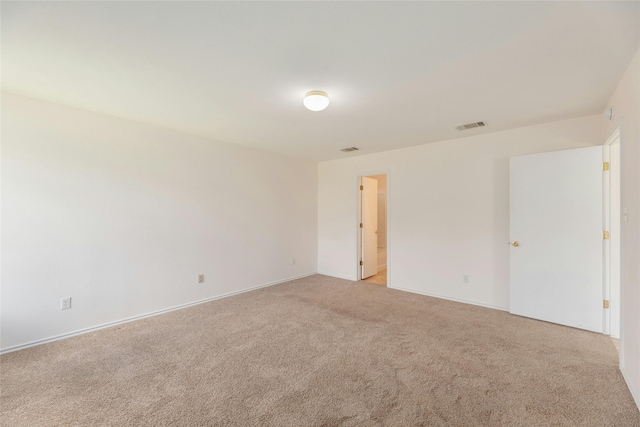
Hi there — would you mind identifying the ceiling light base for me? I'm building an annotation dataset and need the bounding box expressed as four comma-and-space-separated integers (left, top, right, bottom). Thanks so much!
304, 91, 329, 111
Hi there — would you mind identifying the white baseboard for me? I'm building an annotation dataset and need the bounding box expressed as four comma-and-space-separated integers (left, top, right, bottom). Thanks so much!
315, 276, 509, 314
316, 272, 357, 282
377, 263, 387, 272
0, 272, 317, 355
621, 366, 640, 411
388, 285, 509, 312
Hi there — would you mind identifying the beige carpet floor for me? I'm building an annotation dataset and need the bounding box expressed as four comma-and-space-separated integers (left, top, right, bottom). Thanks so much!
2, 274, 639, 426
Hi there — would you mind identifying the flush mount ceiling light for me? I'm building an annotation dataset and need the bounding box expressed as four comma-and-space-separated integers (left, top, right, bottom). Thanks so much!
303, 90, 329, 111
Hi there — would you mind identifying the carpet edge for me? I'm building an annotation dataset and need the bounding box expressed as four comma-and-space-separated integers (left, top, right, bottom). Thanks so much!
389, 285, 509, 312
0, 272, 318, 355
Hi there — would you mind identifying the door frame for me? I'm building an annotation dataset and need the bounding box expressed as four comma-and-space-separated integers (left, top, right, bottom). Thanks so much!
356, 170, 390, 282
603, 126, 621, 337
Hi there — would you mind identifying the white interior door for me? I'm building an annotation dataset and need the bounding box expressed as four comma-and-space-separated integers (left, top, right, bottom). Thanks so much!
509, 146, 603, 333
361, 177, 378, 279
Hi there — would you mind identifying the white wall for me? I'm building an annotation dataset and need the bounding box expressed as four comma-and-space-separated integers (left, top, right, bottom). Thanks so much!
318, 115, 603, 309
604, 48, 640, 409
1, 93, 318, 352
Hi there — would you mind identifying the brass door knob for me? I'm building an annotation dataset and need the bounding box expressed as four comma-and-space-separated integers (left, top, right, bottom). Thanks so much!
511, 241, 519, 247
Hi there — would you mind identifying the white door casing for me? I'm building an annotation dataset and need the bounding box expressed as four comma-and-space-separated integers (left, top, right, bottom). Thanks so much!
361, 176, 378, 279
603, 128, 621, 338
509, 146, 603, 333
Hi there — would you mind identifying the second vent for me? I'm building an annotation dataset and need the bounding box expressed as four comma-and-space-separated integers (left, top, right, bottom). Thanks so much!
456, 121, 486, 131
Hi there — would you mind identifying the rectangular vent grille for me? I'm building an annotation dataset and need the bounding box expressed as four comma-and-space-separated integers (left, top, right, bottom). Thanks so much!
341, 147, 359, 152
456, 121, 486, 131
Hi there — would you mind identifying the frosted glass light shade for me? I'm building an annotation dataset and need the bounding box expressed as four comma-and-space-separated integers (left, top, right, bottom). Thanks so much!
303, 91, 329, 111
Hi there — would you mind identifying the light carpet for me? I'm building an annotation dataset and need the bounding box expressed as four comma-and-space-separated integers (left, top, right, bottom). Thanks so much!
2, 274, 639, 426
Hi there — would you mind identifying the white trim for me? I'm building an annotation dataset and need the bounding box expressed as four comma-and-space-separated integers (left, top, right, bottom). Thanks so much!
377, 263, 387, 272
604, 126, 621, 147
602, 141, 611, 335
621, 366, 640, 411
389, 285, 509, 312
314, 275, 509, 313
357, 175, 364, 280
602, 125, 622, 337
317, 272, 357, 282
0, 272, 317, 355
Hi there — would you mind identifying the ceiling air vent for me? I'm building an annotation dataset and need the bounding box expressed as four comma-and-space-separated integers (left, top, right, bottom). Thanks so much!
456, 121, 486, 131
341, 147, 359, 152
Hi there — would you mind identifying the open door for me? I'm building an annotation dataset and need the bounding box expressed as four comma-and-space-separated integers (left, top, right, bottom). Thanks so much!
509, 146, 603, 333
361, 176, 378, 279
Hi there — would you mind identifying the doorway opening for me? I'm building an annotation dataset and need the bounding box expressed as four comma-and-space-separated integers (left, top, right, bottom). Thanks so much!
359, 174, 387, 286
603, 127, 621, 338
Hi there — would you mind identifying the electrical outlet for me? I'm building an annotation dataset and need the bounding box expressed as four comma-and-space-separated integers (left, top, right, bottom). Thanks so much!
61, 297, 72, 310
291, 258, 296, 265
463, 275, 469, 284
198, 274, 205, 284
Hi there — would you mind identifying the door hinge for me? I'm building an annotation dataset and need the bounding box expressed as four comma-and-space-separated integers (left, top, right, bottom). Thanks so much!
603, 162, 610, 171
360, 185, 364, 190
359, 260, 363, 266
603, 300, 610, 309
359, 223, 363, 228
603, 231, 610, 240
